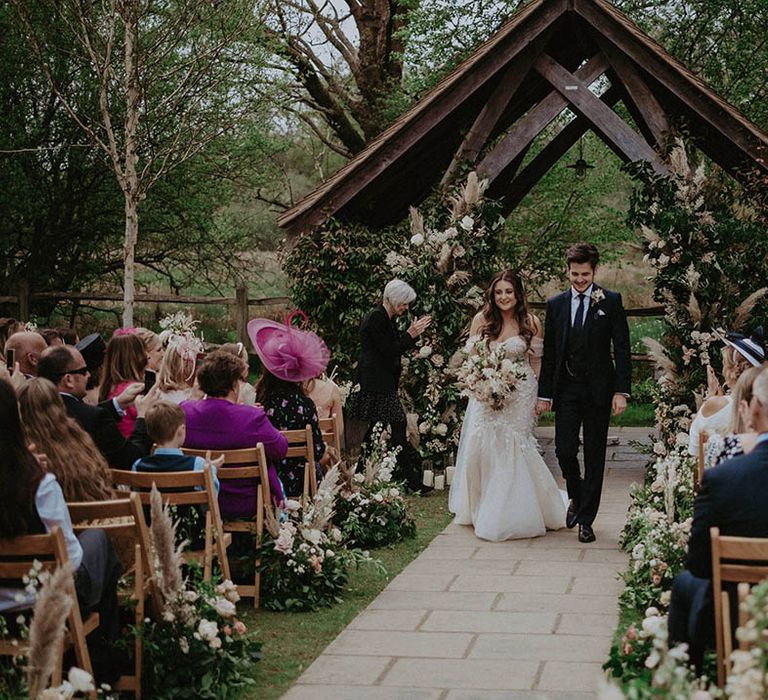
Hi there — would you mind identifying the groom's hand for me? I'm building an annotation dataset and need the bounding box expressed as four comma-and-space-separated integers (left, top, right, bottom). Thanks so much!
612, 393, 627, 416
535, 399, 551, 417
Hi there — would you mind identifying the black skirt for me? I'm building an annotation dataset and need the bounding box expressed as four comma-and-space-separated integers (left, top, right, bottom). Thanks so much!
348, 389, 406, 424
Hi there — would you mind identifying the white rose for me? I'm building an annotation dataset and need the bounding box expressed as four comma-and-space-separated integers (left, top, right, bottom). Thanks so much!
410, 233, 425, 246
418, 345, 432, 358
326, 549, 335, 558
435, 423, 448, 436
284, 499, 302, 512
198, 619, 219, 642
431, 354, 444, 367
209, 636, 222, 649
331, 527, 342, 542
418, 421, 429, 434
459, 215, 474, 231
68, 667, 95, 693
214, 597, 237, 618
390, 488, 400, 498
373, 493, 384, 502
303, 528, 323, 545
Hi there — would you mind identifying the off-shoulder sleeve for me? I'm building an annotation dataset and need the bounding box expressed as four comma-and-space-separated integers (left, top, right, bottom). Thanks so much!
529, 337, 544, 378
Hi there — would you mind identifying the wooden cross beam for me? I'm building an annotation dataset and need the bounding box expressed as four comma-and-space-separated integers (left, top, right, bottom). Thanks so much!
499, 86, 622, 214
440, 31, 553, 187
595, 37, 670, 147
533, 53, 667, 174
477, 52, 609, 185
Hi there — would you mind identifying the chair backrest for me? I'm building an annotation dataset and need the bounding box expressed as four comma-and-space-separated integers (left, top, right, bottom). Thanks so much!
182, 445, 272, 505
319, 413, 341, 456
710, 526, 768, 686
695, 431, 709, 491
281, 425, 317, 501
111, 468, 211, 507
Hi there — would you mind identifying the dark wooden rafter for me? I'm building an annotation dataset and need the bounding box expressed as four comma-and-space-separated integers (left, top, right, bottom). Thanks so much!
499, 86, 622, 213
476, 52, 609, 186
440, 30, 555, 186
595, 36, 669, 147
533, 53, 667, 173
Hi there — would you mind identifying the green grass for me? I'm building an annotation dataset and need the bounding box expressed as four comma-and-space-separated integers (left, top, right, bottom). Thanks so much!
629, 317, 667, 354
240, 490, 452, 699
537, 402, 655, 427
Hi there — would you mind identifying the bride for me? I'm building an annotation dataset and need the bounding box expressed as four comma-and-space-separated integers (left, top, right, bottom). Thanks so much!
449, 269, 566, 541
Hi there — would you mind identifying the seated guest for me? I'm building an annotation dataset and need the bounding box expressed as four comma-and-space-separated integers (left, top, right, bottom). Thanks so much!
99, 331, 147, 438
135, 327, 164, 382
0, 379, 122, 683
76, 333, 107, 405
249, 315, 330, 497
4, 331, 47, 378
133, 401, 220, 492
57, 327, 80, 345
17, 378, 114, 502
156, 331, 204, 405
39, 328, 64, 346
37, 345, 152, 469
181, 350, 288, 518
669, 365, 768, 670
688, 329, 765, 456
704, 365, 762, 468
304, 371, 345, 451
220, 342, 256, 406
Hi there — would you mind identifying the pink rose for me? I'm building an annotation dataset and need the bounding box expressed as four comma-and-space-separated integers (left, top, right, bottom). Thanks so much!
233, 620, 246, 635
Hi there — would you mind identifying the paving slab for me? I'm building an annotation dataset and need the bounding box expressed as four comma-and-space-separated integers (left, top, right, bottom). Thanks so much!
282, 428, 646, 698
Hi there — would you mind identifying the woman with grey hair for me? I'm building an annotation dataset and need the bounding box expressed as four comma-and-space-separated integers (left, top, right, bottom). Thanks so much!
348, 279, 431, 487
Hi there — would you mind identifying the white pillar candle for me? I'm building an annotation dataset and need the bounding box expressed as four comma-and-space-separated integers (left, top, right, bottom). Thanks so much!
422, 469, 434, 487
445, 466, 455, 485
434, 474, 445, 490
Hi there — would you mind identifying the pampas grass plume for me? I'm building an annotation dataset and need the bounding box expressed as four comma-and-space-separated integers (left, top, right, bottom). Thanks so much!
732, 288, 768, 331
643, 337, 677, 380
149, 485, 185, 610
27, 563, 73, 699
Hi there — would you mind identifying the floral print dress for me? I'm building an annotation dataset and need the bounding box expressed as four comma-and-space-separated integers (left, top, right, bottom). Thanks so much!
264, 392, 325, 498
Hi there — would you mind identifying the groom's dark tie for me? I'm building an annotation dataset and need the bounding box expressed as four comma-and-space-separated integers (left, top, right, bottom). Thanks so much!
572, 293, 586, 334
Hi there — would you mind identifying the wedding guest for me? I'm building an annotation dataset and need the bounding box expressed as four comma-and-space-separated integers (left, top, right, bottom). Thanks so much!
220, 342, 257, 405
304, 371, 345, 451
57, 327, 80, 345
76, 333, 107, 405
181, 350, 288, 518
4, 331, 47, 378
37, 345, 152, 469
0, 379, 122, 683
156, 331, 204, 404
687, 329, 765, 456
347, 279, 431, 487
135, 327, 164, 374
669, 365, 768, 670
39, 328, 64, 346
0, 318, 22, 360
98, 331, 147, 438
704, 365, 763, 468
17, 378, 114, 502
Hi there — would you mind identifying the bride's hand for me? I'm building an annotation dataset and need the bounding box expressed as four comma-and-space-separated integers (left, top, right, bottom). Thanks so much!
535, 399, 551, 417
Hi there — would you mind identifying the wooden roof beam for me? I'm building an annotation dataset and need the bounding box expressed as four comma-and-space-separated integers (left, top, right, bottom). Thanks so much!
533, 53, 667, 173
500, 86, 621, 213
595, 37, 670, 147
440, 31, 554, 187
477, 52, 609, 185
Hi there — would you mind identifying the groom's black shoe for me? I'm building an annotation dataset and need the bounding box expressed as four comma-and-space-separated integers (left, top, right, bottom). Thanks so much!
566, 502, 578, 529
578, 524, 596, 543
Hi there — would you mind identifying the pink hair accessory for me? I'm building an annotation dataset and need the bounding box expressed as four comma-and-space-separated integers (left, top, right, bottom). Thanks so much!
247, 310, 329, 383
113, 327, 137, 337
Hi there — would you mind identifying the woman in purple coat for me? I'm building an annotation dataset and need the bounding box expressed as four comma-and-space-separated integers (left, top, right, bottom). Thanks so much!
181, 350, 288, 518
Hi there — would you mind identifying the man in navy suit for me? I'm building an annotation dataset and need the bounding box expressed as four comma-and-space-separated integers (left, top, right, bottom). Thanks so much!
669, 364, 768, 669
536, 243, 631, 543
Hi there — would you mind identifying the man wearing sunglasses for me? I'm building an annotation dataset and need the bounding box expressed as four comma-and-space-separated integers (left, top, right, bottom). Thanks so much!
37, 345, 153, 469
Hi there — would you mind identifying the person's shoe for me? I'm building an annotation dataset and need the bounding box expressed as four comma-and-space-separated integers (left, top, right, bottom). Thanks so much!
566, 502, 578, 529
578, 524, 596, 543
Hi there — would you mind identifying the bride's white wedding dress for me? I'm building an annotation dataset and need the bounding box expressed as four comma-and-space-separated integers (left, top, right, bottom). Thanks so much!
449, 335, 567, 541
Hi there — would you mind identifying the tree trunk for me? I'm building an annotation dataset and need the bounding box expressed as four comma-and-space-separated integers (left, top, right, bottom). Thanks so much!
122, 192, 138, 327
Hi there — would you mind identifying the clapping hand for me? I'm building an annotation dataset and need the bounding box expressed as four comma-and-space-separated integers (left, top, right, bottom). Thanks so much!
706, 364, 723, 397
116, 382, 145, 410
407, 315, 432, 338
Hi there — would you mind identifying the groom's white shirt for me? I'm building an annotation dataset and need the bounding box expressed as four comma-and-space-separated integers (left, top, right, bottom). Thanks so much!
570, 284, 593, 328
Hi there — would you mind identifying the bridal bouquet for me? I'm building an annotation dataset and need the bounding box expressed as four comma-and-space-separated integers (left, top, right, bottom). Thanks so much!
454, 338, 528, 410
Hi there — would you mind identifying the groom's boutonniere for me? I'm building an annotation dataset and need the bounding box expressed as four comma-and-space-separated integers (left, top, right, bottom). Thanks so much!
590, 288, 605, 307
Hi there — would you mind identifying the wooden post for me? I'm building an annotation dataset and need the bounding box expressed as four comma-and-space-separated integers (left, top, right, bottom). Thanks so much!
18, 279, 30, 322
235, 285, 249, 346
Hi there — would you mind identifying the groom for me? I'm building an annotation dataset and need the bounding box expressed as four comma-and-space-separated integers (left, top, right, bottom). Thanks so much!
535, 243, 631, 544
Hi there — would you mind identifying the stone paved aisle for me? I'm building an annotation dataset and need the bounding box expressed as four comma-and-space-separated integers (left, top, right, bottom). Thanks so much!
283, 427, 650, 700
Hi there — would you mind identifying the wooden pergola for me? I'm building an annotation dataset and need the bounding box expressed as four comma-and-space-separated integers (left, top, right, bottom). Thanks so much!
279, 0, 768, 239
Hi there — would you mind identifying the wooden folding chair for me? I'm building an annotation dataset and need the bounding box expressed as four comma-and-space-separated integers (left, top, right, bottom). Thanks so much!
68, 494, 156, 698
182, 445, 273, 607
694, 431, 709, 491
0, 527, 99, 695
319, 413, 342, 458
710, 526, 768, 686
110, 466, 231, 582
281, 425, 317, 506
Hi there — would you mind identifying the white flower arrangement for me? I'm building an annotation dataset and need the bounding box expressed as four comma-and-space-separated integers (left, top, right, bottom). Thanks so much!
590, 287, 606, 306
454, 337, 528, 410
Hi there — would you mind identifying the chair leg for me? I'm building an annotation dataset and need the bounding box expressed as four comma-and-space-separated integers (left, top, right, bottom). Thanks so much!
204, 511, 213, 582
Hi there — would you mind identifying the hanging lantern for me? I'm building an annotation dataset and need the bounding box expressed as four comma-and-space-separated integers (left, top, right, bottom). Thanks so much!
566, 136, 595, 180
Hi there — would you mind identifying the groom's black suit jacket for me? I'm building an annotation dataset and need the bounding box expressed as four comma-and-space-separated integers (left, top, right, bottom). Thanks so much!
538, 285, 631, 409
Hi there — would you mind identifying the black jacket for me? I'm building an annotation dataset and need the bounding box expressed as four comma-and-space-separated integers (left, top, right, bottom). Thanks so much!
61, 393, 152, 469
538, 285, 631, 408
686, 440, 768, 578
357, 305, 416, 394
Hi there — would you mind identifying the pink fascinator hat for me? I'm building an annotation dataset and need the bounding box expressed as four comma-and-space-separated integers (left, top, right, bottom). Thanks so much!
248, 310, 330, 383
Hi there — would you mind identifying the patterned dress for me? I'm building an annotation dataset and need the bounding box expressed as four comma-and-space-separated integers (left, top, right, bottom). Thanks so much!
704, 433, 744, 470
264, 392, 325, 497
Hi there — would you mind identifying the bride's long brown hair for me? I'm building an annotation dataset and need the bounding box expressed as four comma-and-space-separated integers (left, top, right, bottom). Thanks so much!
479, 269, 535, 348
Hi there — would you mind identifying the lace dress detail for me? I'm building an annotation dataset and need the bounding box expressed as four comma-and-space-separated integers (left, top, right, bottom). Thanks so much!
449, 335, 566, 541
